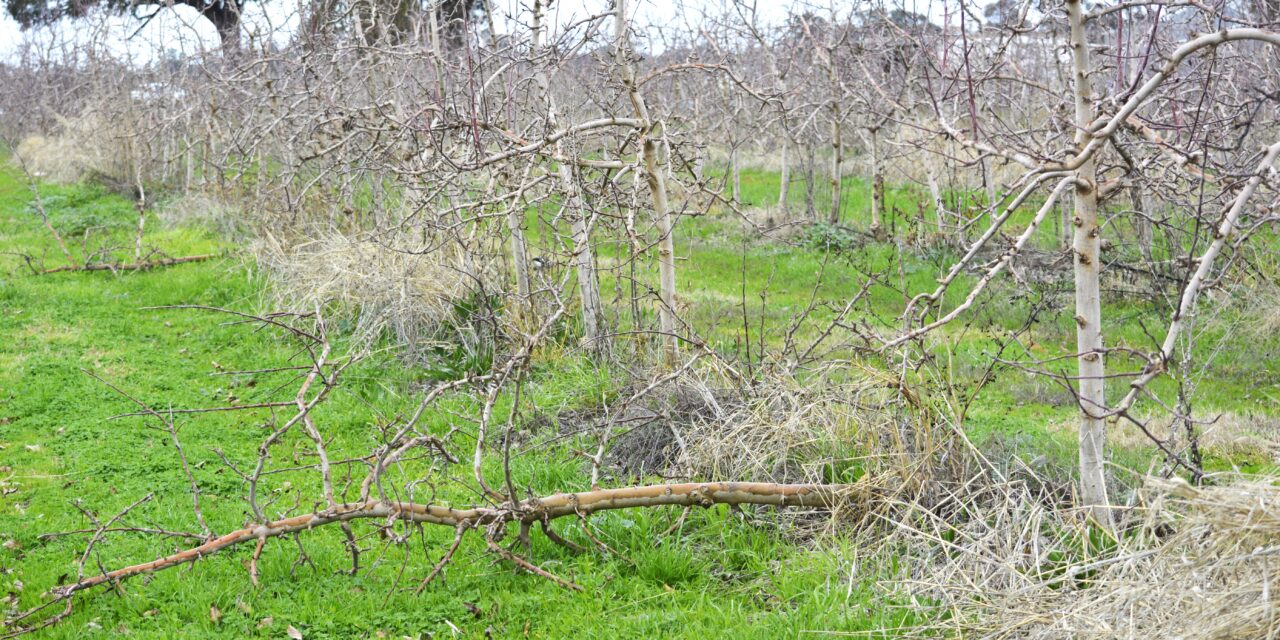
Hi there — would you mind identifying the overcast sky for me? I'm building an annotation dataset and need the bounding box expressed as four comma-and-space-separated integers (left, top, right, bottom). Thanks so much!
0, 0, 948, 63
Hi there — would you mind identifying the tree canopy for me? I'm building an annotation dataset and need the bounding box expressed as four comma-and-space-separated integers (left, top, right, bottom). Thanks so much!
5, 0, 246, 48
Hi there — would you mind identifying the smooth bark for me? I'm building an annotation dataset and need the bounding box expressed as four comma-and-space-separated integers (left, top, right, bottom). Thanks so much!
531, 0, 607, 353
615, 0, 679, 366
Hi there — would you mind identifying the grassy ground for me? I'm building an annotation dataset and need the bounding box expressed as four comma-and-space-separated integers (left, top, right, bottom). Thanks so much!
1, 155, 1277, 638
577, 166, 1275, 485
687, 165, 1280, 476
0, 164, 917, 637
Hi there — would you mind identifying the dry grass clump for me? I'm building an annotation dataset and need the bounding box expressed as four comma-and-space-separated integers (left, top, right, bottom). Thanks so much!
16, 134, 88, 183
898, 473, 1280, 639
255, 230, 500, 351
577, 362, 970, 499
16, 109, 141, 186
158, 192, 247, 238
1199, 413, 1280, 460
683, 374, 880, 484
1046, 411, 1280, 463
674, 367, 972, 508
1244, 281, 1280, 338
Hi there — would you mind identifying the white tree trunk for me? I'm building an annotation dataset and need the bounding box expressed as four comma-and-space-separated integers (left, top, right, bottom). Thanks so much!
570, 210, 605, 349
507, 167, 532, 302
730, 145, 741, 203
484, 17, 531, 307
616, 0, 679, 366
819, 33, 843, 226
763, 47, 790, 212
870, 126, 885, 240
829, 117, 843, 223
777, 138, 790, 209
532, 0, 605, 353
1132, 186, 1154, 264
133, 160, 147, 262
925, 163, 946, 233
1067, 0, 1112, 527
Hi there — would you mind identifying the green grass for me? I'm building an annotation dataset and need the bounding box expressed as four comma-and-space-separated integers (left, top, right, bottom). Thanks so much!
646, 162, 1280, 478
0, 163, 924, 638
2, 152, 1277, 637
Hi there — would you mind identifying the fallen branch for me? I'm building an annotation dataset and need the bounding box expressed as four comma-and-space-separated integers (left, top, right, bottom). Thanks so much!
48, 482, 851, 599
39, 254, 219, 274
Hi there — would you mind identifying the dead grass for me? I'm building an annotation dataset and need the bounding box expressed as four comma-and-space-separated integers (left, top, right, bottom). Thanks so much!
158, 192, 246, 239
1046, 411, 1280, 463
254, 229, 500, 352
896, 473, 1280, 639
590, 363, 977, 526
1244, 281, 1280, 338
637, 363, 1280, 638
15, 108, 140, 186
15, 135, 88, 184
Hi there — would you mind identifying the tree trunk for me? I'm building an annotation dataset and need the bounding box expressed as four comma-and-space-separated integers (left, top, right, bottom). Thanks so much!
819, 33, 843, 226
983, 158, 997, 214
777, 138, 790, 209
730, 145, 741, 203
805, 144, 817, 219
570, 212, 606, 350
353, 0, 415, 46
829, 118, 843, 223
616, 0, 678, 367
301, 0, 339, 44
436, 0, 478, 49
389, 0, 413, 41
925, 163, 946, 233
1067, 0, 1112, 528
531, 0, 606, 354
1132, 186, 1154, 263
870, 126, 885, 240
1061, 199, 1071, 249
507, 172, 532, 303
133, 173, 146, 262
